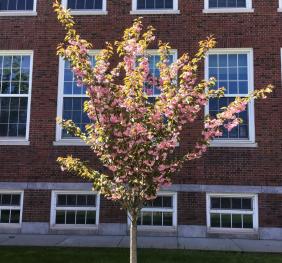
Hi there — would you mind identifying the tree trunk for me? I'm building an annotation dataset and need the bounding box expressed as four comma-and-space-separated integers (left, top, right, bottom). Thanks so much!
130, 219, 138, 263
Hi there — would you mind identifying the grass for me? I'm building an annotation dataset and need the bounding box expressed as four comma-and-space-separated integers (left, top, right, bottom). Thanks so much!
0, 247, 281, 263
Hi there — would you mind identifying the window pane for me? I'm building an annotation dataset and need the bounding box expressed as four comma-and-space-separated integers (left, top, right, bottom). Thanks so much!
77, 195, 87, 206
153, 212, 162, 226
0, 210, 10, 223
242, 198, 252, 210
232, 214, 242, 228
1, 194, 12, 205
142, 212, 152, 225
162, 196, 172, 208
10, 210, 20, 223
76, 211, 86, 224
210, 213, 220, 227
56, 210, 65, 224
87, 195, 96, 206
211, 197, 220, 209
232, 198, 242, 209
86, 211, 96, 224
57, 195, 67, 206
221, 214, 231, 228
66, 211, 76, 224
11, 194, 21, 205
152, 197, 162, 207
66, 195, 77, 206
243, 214, 253, 228
163, 212, 173, 226
221, 198, 231, 209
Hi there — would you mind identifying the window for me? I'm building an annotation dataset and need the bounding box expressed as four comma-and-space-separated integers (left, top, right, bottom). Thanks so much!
0, 51, 33, 144
131, 0, 179, 14
137, 192, 177, 227
204, 0, 253, 12
205, 49, 255, 146
56, 53, 97, 144
279, 1, 282, 13
144, 50, 177, 103
206, 194, 258, 231
50, 191, 100, 228
0, 0, 37, 15
0, 191, 23, 226
62, 0, 107, 15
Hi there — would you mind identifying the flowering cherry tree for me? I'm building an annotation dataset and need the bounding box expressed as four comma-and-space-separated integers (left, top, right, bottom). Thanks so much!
54, 1, 272, 262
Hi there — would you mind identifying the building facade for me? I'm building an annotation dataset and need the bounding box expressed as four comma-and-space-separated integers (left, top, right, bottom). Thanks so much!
0, 0, 281, 242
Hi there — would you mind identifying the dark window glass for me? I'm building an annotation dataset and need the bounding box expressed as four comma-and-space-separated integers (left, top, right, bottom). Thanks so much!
232, 198, 242, 209
221, 214, 231, 228
163, 212, 173, 226
66, 211, 76, 224
162, 196, 172, 208
56, 211, 65, 224
57, 195, 67, 206
66, 195, 77, 206
243, 214, 253, 228
209, 0, 246, 8
221, 198, 231, 209
210, 213, 220, 227
10, 210, 20, 223
152, 212, 162, 226
67, 0, 103, 10
77, 195, 87, 206
1, 194, 12, 205
211, 197, 220, 209
242, 198, 252, 210
11, 194, 21, 205
86, 211, 96, 224
76, 211, 86, 224
87, 195, 96, 206
142, 212, 152, 225
232, 214, 242, 228
0, 210, 10, 223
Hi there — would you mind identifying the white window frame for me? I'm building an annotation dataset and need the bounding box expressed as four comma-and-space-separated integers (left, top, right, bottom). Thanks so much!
50, 190, 100, 229
0, 50, 33, 146
62, 0, 107, 15
279, 0, 282, 12
0, 0, 37, 16
128, 192, 177, 230
205, 48, 256, 148
0, 190, 24, 228
206, 193, 258, 233
131, 0, 180, 15
54, 50, 100, 146
203, 0, 254, 13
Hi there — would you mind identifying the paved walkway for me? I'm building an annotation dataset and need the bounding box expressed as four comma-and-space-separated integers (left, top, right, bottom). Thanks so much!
0, 234, 281, 253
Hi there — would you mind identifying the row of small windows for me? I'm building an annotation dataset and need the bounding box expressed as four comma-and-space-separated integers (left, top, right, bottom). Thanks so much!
0, 191, 258, 232
0, 49, 255, 145
1, 0, 282, 14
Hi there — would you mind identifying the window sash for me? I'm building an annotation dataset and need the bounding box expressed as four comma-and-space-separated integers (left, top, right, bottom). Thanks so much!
206, 194, 258, 230
205, 0, 252, 9
51, 191, 100, 227
62, 0, 106, 11
0, 191, 23, 225
0, 0, 36, 12
0, 52, 32, 141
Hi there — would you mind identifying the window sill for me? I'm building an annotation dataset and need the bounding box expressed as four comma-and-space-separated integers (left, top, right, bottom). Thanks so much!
209, 141, 257, 148
50, 225, 98, 230
53, 140, 87, 146
70, 10, 108, 16
203, 8, 254, 13
130, 10, 180, 15
137, 226, 177, 232
0, 11, 37, 16
0, 140, 30, 146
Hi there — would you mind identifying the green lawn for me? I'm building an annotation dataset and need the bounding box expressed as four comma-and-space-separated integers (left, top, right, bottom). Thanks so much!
0, 247, 281, 263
